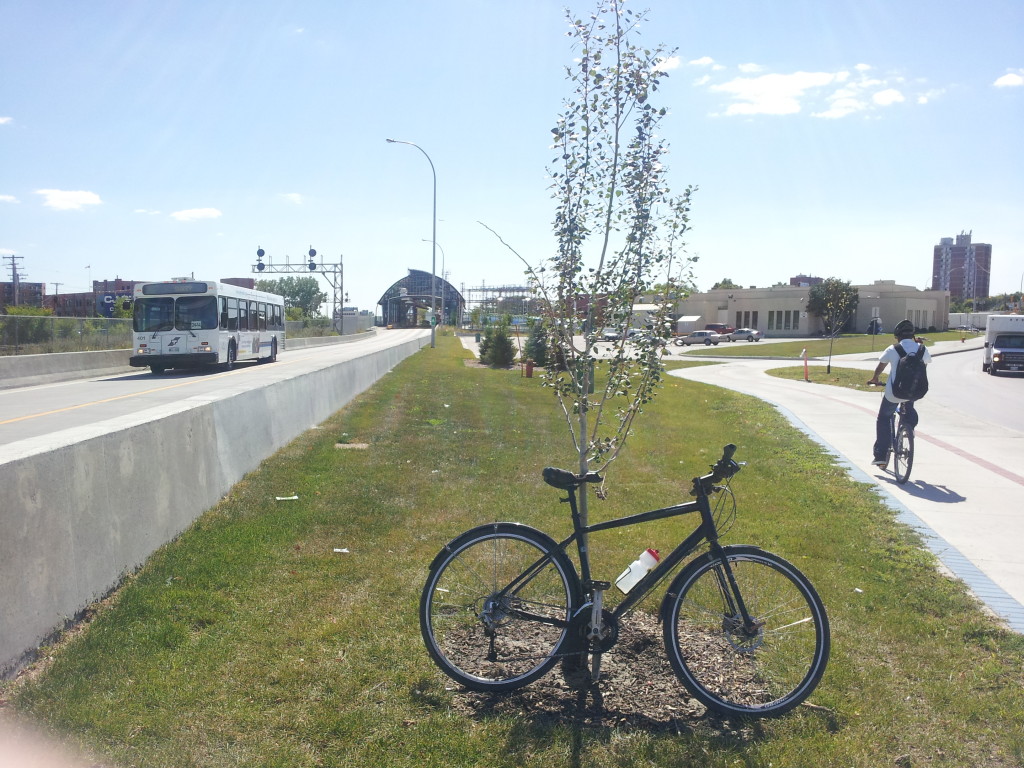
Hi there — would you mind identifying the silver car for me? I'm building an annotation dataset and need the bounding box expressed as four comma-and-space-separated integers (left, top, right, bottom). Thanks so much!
674, 330, 722, 346
727, 328, 763, 342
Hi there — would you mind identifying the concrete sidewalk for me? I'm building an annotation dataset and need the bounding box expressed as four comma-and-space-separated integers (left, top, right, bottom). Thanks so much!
668, 338, 1024, 633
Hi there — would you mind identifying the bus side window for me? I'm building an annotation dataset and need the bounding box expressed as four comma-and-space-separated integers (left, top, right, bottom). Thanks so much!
258, 302, 267, 331
273, 304, 282, 330
227, 298, 238, 331
238, 300, 248, 331
250, 301, 258, 330
220, 298, 228, 330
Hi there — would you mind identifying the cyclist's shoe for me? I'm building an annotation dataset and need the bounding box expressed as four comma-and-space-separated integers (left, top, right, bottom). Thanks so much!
872, 455, 889, 467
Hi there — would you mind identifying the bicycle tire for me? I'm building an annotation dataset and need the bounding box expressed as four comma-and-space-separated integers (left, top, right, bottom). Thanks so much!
893, 423, 914, 484
662, 545, 830, 717
420, 523, 580, 692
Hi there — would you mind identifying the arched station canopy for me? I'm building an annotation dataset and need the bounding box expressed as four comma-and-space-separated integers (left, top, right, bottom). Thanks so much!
377, 269, 465, 328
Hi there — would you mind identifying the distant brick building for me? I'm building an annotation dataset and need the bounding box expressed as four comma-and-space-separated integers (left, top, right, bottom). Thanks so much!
1, 280, 46, 308
931, 231, 992, 302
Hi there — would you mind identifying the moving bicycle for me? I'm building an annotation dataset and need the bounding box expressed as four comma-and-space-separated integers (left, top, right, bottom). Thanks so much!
867, 319, 931, 478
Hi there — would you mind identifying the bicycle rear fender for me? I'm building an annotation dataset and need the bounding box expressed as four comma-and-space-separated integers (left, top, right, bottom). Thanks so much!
426, 522, 575, 579
658, 544, 770, 624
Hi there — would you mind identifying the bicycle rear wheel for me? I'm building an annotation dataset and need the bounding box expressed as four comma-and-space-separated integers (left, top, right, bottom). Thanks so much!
420, 523, 579, 692
663, 546, 830, 717
893, 422, 914, 484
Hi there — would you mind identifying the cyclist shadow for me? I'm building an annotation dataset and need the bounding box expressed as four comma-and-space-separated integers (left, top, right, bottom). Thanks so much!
439, 614, 841, 763
878, 475, 967, 503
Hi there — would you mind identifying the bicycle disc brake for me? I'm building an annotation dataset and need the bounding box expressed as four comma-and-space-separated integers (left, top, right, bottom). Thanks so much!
722, 613, 764, 652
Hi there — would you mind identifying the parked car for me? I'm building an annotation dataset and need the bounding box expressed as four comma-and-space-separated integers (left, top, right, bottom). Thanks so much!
726, 328, 762, 342
704, 323, 735, 335
601, 328, 621, 341
673, 330, 722, 346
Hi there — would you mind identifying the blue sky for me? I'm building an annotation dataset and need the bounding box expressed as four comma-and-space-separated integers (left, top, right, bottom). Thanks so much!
2, 0, 1022, 313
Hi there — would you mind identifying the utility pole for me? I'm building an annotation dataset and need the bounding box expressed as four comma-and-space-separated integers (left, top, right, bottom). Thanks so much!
51, 282, 63, 314
3, 254, 25, 306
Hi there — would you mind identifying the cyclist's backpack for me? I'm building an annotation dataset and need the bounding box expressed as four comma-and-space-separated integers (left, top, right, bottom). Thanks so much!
890, 344, 929, 400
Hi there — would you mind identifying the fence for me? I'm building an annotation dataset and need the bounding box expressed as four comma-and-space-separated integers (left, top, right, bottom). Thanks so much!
0, 316, 134, 356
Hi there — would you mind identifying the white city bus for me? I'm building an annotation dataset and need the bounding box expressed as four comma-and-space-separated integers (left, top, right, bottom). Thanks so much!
130, 279, 285, 374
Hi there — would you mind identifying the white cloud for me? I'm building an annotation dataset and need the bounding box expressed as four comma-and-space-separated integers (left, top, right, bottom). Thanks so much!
873, 88, 905, 106
711, 71, 839, 115
35, 189, 102, 210
0, 195, 19, 203
916, 88, 945, 105
134, 208, 161, 215
653, 55, 680, 73
994, 71, 1024, 87
280, 193, 304, 204
688, 56, 716, 67
813, 97, 866, 119
0, 117, 12, 125
738, 63, 762, 73
170, 207, 222, 222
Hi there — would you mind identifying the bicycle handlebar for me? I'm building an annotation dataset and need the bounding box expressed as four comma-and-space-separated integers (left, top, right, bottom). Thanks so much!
692, 443, 741, 496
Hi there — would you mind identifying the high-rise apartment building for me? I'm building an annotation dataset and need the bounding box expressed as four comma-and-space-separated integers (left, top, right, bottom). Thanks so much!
931, 231, 991, 302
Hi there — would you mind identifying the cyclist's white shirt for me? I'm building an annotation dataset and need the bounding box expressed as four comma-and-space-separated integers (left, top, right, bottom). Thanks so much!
879, 338, 932, 403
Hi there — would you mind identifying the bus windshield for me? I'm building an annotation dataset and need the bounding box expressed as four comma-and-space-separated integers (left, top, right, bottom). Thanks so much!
175, 296, 218, 331
133, 296, 218, 332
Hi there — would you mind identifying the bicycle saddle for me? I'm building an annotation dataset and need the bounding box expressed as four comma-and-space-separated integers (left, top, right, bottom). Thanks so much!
542, 467, 602, 490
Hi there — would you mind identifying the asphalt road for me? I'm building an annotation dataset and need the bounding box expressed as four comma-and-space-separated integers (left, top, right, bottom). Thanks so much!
0, 329, 428, 452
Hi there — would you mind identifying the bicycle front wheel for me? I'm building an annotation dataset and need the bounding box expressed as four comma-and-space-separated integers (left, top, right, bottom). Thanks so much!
893, 423, 914, 484
420, 523, 580, 692
663, 546, 830, 717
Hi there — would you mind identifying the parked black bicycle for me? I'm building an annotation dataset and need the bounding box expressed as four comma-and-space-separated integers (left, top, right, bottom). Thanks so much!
419, 445, 831, 718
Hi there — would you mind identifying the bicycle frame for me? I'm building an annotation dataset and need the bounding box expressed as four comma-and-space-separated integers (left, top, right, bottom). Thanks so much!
889, 402, 906, 452
553, 478, 753, 626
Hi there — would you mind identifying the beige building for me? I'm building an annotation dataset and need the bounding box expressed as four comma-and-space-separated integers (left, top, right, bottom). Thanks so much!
673, 280, 950, 338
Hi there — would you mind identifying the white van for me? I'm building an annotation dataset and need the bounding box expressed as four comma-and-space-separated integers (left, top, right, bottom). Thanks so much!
983, 315, 1024, 376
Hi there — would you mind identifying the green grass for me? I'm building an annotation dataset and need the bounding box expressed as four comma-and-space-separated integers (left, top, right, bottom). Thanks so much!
7, 336, 1024, 767
681, 331, 965, 358
765, 365, 885, 392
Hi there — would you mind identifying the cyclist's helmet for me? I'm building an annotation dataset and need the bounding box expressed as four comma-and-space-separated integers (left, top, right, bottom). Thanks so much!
894, 319, 916, 339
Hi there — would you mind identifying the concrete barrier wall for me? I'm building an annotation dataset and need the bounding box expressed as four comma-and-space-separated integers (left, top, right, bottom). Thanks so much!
0, 334, 428, 678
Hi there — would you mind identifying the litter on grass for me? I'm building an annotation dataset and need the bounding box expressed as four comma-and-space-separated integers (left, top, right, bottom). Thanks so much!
276, 495, 299, 501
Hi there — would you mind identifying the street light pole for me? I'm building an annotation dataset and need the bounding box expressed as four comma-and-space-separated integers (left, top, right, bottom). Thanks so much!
387, 138, 437, 348
423, 239, 445, 324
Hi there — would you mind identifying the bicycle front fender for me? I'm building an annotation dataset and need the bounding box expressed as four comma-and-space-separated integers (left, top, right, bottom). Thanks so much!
658, 544, 770, 624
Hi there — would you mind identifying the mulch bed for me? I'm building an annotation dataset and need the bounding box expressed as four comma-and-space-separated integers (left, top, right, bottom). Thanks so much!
445, 612, 758, 738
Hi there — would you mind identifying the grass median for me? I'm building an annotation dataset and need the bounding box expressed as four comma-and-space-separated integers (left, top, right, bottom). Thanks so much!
6, 336, 1023, 767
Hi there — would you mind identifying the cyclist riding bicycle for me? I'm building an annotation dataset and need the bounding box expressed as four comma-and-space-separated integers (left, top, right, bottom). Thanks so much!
867, 319, 931, 467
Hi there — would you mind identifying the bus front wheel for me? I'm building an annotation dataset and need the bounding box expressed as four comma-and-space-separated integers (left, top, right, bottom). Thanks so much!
225, 343, 237, 371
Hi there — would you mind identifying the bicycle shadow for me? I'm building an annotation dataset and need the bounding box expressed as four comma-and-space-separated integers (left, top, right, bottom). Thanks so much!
430, 614, 841, 765
876, 474, 967, 503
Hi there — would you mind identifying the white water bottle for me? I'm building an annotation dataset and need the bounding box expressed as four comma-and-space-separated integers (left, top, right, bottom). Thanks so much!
615, 548, 660, 594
